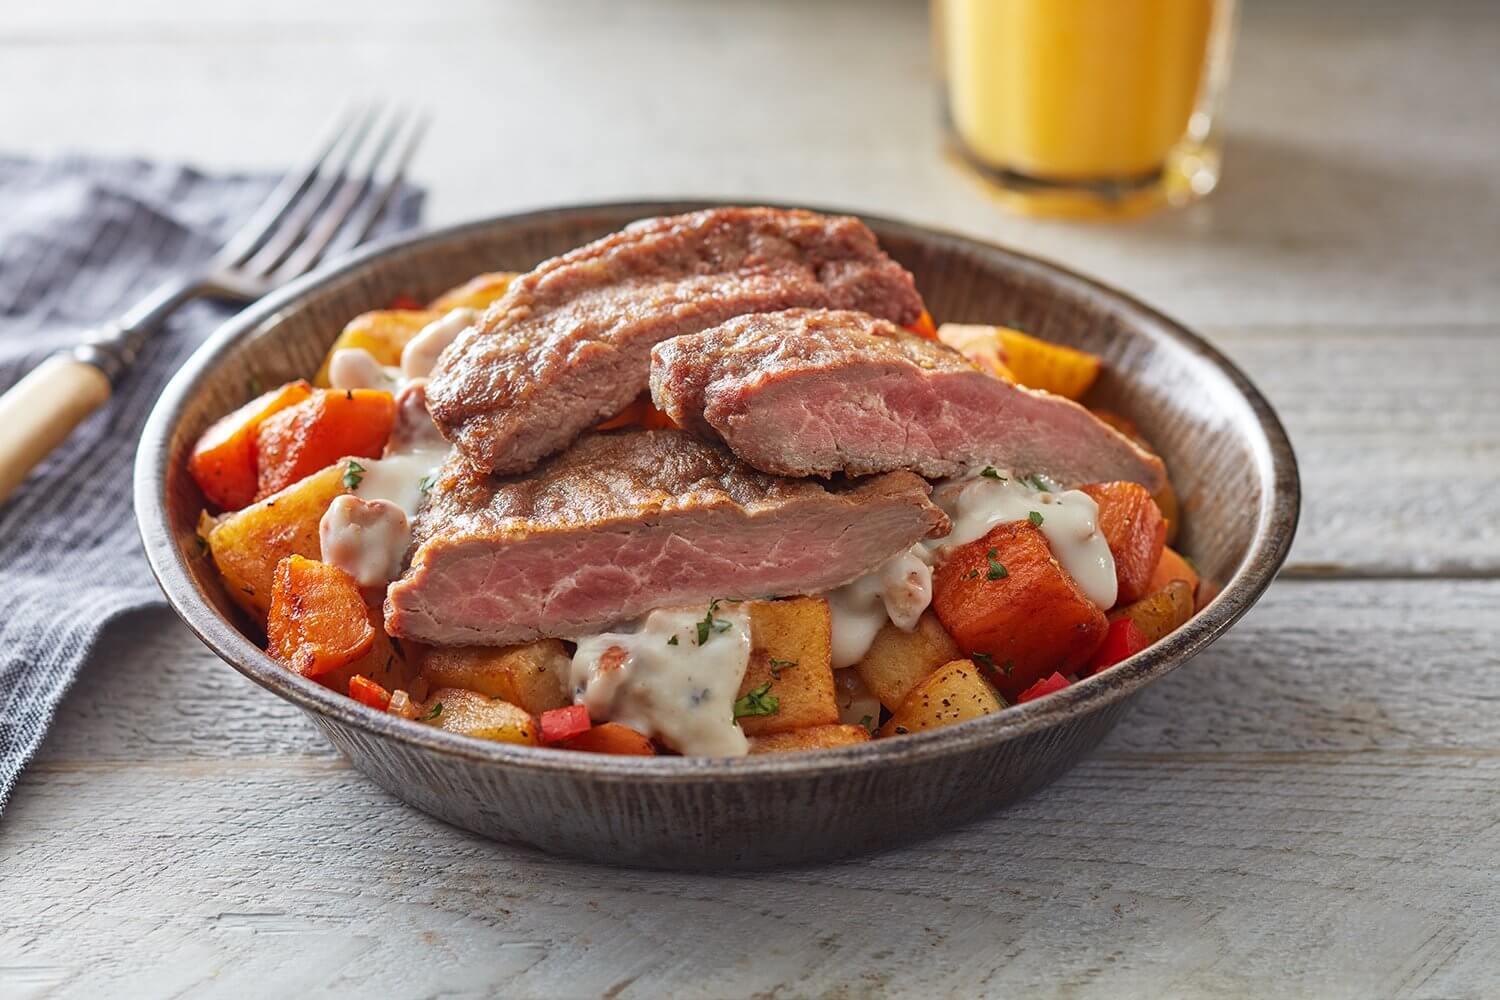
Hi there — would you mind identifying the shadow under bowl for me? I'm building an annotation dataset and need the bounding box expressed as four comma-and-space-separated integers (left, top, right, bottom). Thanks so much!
135, 201, 1299, 870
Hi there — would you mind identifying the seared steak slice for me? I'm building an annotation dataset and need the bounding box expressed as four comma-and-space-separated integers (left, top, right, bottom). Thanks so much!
425, 207, 925, 475
384, 429, 949, 645
650, 309, 1166, 489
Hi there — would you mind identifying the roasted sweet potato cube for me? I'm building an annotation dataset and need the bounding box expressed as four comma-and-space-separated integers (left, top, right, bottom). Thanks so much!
735, 598, 839, 737
313, 309, 441, 386
315, 621, 421, 699
254, 389, 396, 500
1109, 579, 1194, 644
1080, 481, 1167, 605
267, 556, 375, 677
931, 522, 1108, 699
750, 724, 872, 754
188, 380, 313, 511
428, 272, 517, 312
559, 722, 657, 755
878, 659, 1004, 737
853, 611, 961, 710
997, 327, 1100, 400
418, 640, 571, 715
205, 463, 350, 623
1146, 546, 1200, 600
420, 688, 539, 746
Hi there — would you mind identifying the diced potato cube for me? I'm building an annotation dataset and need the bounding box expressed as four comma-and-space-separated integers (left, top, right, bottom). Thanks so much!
419, 641, 570, 716
313, 309, 441, 386
428, 272, 517, 312
205, 463, 349, 624
750, 724, 872, 754
420, 688, 539, 746
853, 611, 961, 710
833, 668, 882, 733
1109, 580, 1194, 644
735, 598, 839, 737
878, 659, 1004, 738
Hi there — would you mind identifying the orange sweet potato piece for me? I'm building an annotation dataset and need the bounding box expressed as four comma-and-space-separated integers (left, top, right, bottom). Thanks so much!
559, 722, 657, 755
595, 392, 677, 431
188, 380, 312, 510
267, 555, 375, 678
1080, 481, 1167, 605
931, 522, 1108, 699
1146, 546, 1200, 600
254, 389, 396, 500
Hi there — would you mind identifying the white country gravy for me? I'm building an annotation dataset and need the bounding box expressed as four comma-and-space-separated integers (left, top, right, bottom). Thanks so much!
569, 603, 753, 757
825, 468, 1116, 668
401, 307, 478, 381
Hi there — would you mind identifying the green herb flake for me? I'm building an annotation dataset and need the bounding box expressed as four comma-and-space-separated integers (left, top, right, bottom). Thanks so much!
342, 459, 366, 490
972, 652, 995, 670
986, 548, 1009, 580
980, 466, 1005, 481
421, 702, 443, 721
695, 599, 732, 646
666, 635, 679, 646
859, 714, 875, 731
1025, 473, 1051, 492
768, 657, 798, 678
965, 568, 981, 580
732, 681, 779, 720
418, 473, 436, 495
1028, 510, 1044, 527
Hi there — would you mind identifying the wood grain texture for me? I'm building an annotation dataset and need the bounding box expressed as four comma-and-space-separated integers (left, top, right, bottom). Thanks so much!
8, 582, 1500, 997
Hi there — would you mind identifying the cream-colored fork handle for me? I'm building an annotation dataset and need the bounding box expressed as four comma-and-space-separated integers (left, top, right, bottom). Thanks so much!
0, 355, 112, 504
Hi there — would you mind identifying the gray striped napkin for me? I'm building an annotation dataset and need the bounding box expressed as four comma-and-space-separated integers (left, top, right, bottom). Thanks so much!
0, 155, 423, 810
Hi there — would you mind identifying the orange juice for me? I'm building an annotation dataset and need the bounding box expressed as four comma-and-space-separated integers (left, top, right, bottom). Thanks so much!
936, 0, 1232, 215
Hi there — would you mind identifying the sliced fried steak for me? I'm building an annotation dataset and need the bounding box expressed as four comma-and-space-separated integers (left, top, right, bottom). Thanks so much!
425, 207, 925, 475
650, 309, 1166, 489
384, 429, 950, 645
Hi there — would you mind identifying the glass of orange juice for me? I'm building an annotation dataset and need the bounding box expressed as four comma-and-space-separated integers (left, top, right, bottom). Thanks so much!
933, 0, 1237, 219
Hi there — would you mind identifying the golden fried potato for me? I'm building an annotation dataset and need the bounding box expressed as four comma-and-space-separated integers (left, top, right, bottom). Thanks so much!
428, 272, 517, 312
749, 724, 872, 754
313, 309, 441, 386
204, 463, 349, 624
735, 598, 839, 737
420, 688, 539, 746
878, 659, 1004, 738
1109, 580, 1194, 643
833, 668, 882, 733
418, 640, 570, 716
853, 611, 961, 710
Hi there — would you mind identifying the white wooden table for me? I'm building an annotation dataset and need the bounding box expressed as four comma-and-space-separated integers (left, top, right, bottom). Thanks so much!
4, 2, 1499, 996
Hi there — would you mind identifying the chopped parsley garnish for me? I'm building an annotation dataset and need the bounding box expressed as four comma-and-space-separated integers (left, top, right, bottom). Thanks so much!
965, 568, 980, 580
986, 548, 1009, 580
972, 652, 994, 670
1028, 510, 1044, 527
666, 635, 679, 646
421, 702, 443, 721
1024, 473, 1051, 492
695, 599, 733, 646
418, 473, 436, 494
732, 682, 779, 719
859, 714, 875, 731
342, 459, 366, 490
768, 658, 798, 678
979, 466, 1005, 481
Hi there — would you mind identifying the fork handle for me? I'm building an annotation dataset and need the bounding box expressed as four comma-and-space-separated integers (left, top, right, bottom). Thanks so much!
0, 354, 113, 504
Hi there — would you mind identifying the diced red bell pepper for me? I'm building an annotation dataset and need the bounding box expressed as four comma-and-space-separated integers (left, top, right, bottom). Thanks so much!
1017, 672, 1071, 704
539, 704, 592, 745
1087, 618, 1151, 675
348, 674, 392, 711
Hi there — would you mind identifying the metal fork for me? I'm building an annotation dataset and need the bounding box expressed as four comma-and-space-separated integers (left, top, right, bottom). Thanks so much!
0, 105, 427, 504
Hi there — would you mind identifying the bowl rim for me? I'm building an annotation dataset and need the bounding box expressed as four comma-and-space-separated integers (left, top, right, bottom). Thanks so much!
135, 198, 1300, 783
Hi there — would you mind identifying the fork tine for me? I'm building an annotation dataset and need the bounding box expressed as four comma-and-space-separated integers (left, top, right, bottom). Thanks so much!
239, 104, 382, 278
270, 107, 412, 282
328, 110, 429, 256
215, 107, 362, 268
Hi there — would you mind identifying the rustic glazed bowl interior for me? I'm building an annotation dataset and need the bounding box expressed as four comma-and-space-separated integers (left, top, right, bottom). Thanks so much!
136, 201, 1298, 869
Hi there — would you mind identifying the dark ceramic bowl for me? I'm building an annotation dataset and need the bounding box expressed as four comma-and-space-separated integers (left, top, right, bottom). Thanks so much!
136, 201, 1299, 870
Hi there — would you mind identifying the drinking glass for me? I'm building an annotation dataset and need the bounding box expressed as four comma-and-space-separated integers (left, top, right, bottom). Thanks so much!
933, 0, 1238, 218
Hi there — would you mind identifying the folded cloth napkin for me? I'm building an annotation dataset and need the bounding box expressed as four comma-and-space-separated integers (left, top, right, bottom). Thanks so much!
0, 155, 423, 811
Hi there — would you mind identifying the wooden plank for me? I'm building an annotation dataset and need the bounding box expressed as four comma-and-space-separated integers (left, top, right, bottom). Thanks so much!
0, 1, 1495, 329
1204, 325, 1500, 575
6, 582, 1500, 997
